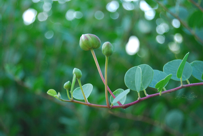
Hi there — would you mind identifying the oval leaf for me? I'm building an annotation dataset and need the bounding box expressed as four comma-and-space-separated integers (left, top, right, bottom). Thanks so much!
110, 88, 126, 106
177, 52, 189, 79
155, 74, 172, 91
124, 64, 154, 92
47, 89, 57, 97
112, 89, 130, 105
191, 60, 203, 81
163, 59, 192, 81
73, 83, 93, 100
149, 70, 168, 88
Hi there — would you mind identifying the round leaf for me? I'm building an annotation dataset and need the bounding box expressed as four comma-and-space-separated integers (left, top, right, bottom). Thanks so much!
191, 60, 203, 81
163, 59, 192, 81
47, 89, 57, 97
110, 88, 126, 106
149, 70, 168, 88
73, 83, 93, 100
112, 89, 130, 105
124, 64, 154, 92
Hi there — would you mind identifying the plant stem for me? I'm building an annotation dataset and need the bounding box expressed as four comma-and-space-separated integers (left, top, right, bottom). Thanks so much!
137, 92, 141, 100
56, 82, 203, 109
105, 56, 110, 108
143, 89, 148, 96
90, 49, 122, 106
66, 89, 71, 100
70, 74, 76, 100
180, 78, 183, 86
186, 79, 190, 84
77, 79, 88, 103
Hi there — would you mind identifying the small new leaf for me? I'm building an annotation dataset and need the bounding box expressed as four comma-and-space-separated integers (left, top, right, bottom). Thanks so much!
47, 89, 57, 97
177, 52, 190, 79
155, 74, 172, 95
112, 89, 130, 105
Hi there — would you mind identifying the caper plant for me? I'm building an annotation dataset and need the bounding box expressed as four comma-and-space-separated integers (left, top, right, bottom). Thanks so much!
47, 34, 203, 109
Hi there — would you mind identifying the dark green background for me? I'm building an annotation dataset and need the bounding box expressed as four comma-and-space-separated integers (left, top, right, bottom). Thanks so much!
1, 0, 203, 135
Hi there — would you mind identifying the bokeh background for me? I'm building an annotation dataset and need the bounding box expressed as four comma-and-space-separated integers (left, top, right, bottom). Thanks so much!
1, 0, 203, 135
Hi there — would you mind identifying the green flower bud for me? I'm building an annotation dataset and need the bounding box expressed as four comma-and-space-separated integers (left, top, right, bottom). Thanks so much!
79, 34, 101, 51
63, 81, 71, 90
73, 68, 82, 79
102, 42, 113, 57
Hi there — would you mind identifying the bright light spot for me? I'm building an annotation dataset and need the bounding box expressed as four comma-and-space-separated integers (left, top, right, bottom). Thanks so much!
145, 10, 155, 20
22, 9, 37, 25
38, 12, 48, 21
94, 11, 104, 20
156, 23, 169, 34
122, 2, 135, 10
106, 1, 119, 12
66, 9, 75, 21
168, 42, 180, 54
140, 1, 151, 11
110, 12, 119, 19
174, 33, 183, 43
126, 36, 140, 55
74, 11, 83, 19
172, 19, 180, 28
43, 2, 52, 12
45, 31, 54, 39
156, 35, 165, 44
32, 0, 40, 3
140, 1, 155, 20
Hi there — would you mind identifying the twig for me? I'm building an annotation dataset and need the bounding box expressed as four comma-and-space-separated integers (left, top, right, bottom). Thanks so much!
61, 82, 203, 109
108, 111, 183, 136
189, 0, 203, 13
155, 0, 203, 45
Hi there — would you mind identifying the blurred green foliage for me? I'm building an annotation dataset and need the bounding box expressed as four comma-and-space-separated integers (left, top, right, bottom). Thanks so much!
1, 0, 203, 135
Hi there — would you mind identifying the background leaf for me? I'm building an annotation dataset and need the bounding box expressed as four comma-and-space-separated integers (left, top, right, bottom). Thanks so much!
191, 60, 203, 81
163, 59, 192, 81
73, 83, 93, 100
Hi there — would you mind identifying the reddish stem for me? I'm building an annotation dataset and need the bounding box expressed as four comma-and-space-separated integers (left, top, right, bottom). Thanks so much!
60, 82, 203, 109
90, 50, 122, 106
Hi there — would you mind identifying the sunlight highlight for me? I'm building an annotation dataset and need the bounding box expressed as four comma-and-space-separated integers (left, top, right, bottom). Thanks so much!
126, 36, 140, 55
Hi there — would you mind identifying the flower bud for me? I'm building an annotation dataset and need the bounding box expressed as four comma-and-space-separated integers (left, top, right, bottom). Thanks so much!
63, 81, 71, 90
79, 34, 101, 51
102, 42, 113, 57
73, 68, 82, 79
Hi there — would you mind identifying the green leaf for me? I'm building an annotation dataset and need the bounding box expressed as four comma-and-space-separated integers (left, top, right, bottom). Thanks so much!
155, 74, 172, 93
73, 83, 93, 100
163, 59, 192, 81
110, 88, 126, 106
124, 64, 154, 92
112, 89, 130, 105
135, 66, 142, 91
47, 89, 57, 97
191, 60, 203, 81
177, 52, 190, 79
149, 70, 168, 88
